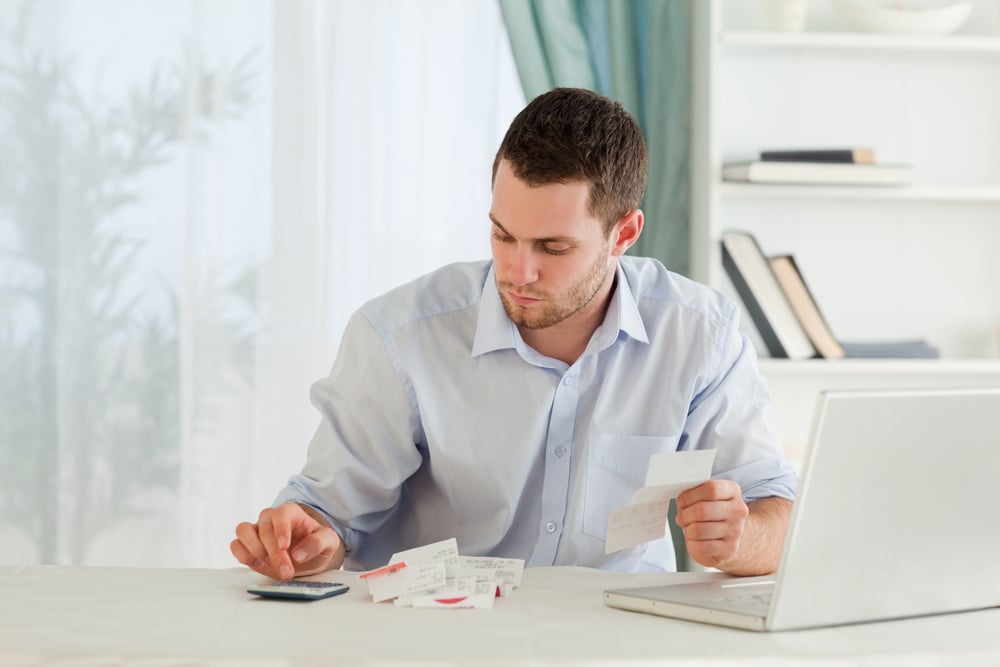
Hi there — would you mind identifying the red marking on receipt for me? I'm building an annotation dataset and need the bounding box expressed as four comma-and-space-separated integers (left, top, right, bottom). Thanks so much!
359, 561, 407, 579
409, 591, 496, 609
360, 537, 521, 608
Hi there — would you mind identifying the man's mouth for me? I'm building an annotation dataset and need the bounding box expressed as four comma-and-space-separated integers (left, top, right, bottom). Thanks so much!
506, 290, 542, 307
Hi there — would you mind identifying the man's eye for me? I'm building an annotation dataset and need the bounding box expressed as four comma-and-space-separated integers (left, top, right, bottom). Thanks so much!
492, 230, 513, 243
543, 245, 570, 256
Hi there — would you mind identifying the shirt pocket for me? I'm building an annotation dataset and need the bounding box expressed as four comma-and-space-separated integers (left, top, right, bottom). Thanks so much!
582, 432, 682, 540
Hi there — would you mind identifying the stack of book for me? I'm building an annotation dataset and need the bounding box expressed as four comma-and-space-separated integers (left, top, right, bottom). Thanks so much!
720, 230, 939, 360
721, 148, 913, 186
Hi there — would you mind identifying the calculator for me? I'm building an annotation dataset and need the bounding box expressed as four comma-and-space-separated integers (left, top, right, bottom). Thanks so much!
247, 580, 350, 601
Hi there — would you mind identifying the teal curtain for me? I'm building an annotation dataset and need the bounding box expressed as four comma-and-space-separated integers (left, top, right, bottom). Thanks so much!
498, 0, 692, 276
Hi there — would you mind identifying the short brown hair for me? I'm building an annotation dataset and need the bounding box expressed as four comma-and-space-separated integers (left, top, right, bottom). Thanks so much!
492, 87, 647, 235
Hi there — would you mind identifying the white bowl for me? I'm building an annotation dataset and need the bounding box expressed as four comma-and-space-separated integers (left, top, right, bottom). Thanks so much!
831, 0, 973, 35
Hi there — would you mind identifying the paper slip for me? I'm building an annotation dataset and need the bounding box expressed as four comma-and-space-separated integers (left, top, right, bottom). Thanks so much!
605, 449, 716, 554
631, 448, 718, 505
362, 537, 524, 608
457, 555, 524, 589
605, 499, 672, 554
365, 562, 447, 603
358, 561, 406, 578
395, 578, 498, 607
409, 591, 496, 609
388, 537, 460, 577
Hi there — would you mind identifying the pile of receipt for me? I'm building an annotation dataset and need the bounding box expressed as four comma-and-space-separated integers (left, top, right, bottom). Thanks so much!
359, 538, 523, 609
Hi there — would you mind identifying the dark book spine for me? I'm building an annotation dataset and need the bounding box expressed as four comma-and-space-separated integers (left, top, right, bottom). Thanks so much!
760, 149, 861, 163
720, 241, 788, 359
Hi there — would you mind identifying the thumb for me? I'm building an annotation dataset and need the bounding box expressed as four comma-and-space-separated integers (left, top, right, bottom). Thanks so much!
289, 529, 342, 575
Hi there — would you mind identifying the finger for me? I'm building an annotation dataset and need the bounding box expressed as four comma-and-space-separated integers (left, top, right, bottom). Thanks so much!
230, 538, 253, 566
257, 512, 295, 580
681, 519, 734, 542
230, 539, 277, 577
676, 497, 748, 528
256, 511, 279, 557
270, 502, 313, 551
677, 480, 741, 508
234, 521, 269, 564
288, 539, 337, 577
289, 529, 340, 567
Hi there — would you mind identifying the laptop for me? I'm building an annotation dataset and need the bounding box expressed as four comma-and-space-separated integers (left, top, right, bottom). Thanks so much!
604, 387, 1000, 631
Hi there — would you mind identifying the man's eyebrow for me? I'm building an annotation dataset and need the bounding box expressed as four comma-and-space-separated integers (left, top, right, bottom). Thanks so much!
488, 214, 578, 244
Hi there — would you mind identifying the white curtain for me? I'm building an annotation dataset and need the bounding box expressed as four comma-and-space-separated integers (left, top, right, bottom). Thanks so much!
0, 0, 524, 568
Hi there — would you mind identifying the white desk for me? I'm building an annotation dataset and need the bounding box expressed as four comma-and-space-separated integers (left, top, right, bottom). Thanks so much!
1, 565, 998, 665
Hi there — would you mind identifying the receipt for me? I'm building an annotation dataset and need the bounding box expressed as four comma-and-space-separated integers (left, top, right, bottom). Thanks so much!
605, 448, 716, 554
389, 537, 460, 577
363, 538, 524, 608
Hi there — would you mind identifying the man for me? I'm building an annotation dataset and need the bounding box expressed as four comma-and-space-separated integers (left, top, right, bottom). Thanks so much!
231, 88, 796, 581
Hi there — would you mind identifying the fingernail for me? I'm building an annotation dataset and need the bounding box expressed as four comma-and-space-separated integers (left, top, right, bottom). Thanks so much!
277, 536, 288, 550
279, 564, 292, 579
253, 559, 265, 570
293, 549, 307, 563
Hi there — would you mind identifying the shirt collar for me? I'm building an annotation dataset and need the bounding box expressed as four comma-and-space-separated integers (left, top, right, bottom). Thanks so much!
471, 265, 517, 357
471, 262, 649, 358
604, 261, 650, 346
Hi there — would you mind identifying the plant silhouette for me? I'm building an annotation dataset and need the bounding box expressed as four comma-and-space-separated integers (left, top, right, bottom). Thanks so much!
0, 7, 260, 564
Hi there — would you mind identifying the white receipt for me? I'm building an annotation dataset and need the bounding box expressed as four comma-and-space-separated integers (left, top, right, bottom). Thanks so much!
605, 499, 673, 554
605, 448, 716, 554
457, 555, 524, 588
408, 590, 496, 609
389, 537, 460, 577
364, 538, 524, 608
367, 563, 447, 603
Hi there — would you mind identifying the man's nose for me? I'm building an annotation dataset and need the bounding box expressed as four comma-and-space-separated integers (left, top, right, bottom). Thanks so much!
506, 245, 539, 287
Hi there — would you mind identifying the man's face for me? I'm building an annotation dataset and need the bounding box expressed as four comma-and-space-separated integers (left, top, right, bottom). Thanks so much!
489, 160, 616, 331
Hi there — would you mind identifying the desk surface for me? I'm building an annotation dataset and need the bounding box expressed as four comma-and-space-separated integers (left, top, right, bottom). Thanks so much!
1, 565, 998, 666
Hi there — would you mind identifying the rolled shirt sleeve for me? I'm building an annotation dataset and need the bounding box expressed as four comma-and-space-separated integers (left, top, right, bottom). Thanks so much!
685, 308, 798, 503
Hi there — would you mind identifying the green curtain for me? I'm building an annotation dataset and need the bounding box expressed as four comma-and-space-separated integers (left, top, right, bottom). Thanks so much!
498, 0, 692, 276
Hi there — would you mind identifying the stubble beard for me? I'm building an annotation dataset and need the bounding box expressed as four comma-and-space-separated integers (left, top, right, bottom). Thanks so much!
498, 248, 613, 331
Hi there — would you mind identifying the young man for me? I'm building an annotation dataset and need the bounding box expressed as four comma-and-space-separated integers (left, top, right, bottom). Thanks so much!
231, 88, 796, 580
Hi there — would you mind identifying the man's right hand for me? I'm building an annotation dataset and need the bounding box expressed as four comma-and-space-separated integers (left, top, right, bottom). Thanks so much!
231, 502, 346, 580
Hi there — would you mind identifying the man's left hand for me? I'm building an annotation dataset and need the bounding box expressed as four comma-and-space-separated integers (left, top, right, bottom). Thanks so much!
675, 479, 749, 570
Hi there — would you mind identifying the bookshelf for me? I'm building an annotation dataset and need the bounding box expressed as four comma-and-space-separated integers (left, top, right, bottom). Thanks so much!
691, 0, 1000, 460
720, 183, 1000, 203
761, 357, 1000, 465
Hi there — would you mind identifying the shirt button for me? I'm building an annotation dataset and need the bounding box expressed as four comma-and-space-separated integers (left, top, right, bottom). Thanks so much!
545, 521, 558, 533
562, 374, 575, 387
554, 445, 567, 457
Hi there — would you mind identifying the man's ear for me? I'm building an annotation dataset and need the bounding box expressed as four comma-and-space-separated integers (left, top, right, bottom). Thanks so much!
610, 209, 643, 256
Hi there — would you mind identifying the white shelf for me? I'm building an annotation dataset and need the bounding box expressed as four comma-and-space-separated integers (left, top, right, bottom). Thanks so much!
718, 183, 1000, 203
699, 1, 1000, 453
693, 0, 1000, 358
759, 358, 1000, 376
758, 357, 1000, 464
721, 30, 1000, 55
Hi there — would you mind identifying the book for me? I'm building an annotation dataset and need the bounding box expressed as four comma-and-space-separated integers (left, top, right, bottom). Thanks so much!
769, 255, 845, 359
720, 231, 816, 360
769, 254, 941, 360
760, 148, 876, 164
721, 160, 912, 186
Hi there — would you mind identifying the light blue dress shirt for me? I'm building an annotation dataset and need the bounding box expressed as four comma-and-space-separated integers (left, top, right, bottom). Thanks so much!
275, 257, 797, 572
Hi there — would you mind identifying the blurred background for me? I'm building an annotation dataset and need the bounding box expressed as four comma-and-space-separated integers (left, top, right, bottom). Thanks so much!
0, 0, 526, 568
